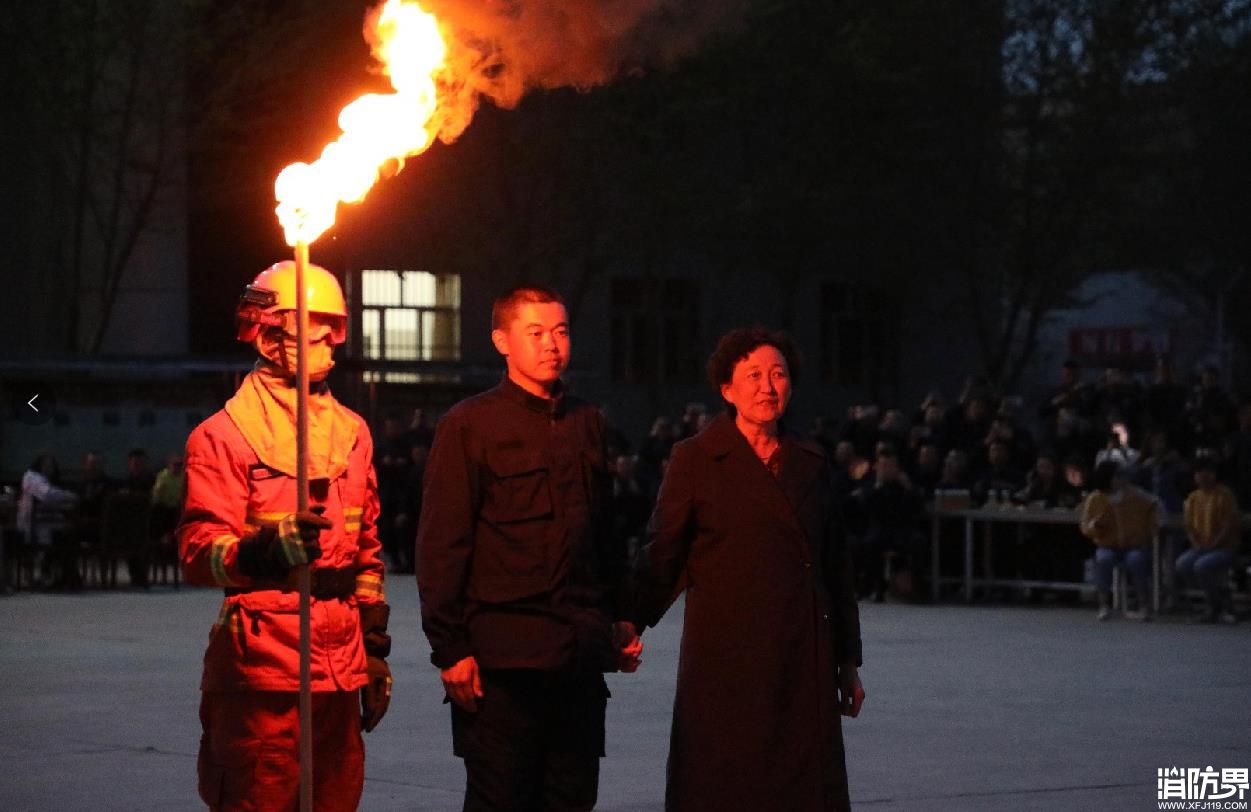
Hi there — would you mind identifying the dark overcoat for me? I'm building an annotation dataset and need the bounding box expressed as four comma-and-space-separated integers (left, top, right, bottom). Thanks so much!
634, 413, 863, 812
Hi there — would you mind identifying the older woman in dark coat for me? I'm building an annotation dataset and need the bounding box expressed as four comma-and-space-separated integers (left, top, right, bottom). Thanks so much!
633, 327, 865, 812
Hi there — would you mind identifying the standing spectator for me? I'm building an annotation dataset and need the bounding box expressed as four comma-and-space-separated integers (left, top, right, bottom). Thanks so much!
1093, 367, 1144, 441
149, 453, 186, 582
1080, 462, 1157, 621
405, 407, 435, 451
1145, 358, 1189, 447
124, 448, 156, 493
611, 455, 650, 562
851, 446, 925, 602
17, 453, 79, 588
376, 413, 413, 572
75, 451, 113, 580
1178, 458, 1240, 623
1038, 359, 1096, 424
121, 449, 156, 588
638, 416, 679, 497
394, 444, 429, 575
1095, 421, 1141, 473
1188, 365, 1236, 451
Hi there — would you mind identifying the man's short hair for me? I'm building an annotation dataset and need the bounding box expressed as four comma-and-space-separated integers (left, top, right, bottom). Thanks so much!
491, 286, 565, 330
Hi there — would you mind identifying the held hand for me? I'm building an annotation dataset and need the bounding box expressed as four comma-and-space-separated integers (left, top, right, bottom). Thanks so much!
613, 621, 643, 673
276, 508, 332, 567
360, 656, 392, 732
838, 665, 865, 718
441, 656, 484, 712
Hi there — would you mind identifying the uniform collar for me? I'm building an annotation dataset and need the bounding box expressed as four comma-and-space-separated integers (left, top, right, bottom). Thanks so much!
499, 374, 566, 418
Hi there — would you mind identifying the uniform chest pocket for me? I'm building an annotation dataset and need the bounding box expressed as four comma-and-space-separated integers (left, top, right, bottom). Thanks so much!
481, 451, 553, 524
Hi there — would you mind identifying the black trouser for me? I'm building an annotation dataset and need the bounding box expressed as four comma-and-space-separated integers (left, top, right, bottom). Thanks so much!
452, 667, 608, 812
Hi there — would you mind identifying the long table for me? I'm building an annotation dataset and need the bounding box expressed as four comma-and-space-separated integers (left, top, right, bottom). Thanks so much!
929, 506, 1166, 611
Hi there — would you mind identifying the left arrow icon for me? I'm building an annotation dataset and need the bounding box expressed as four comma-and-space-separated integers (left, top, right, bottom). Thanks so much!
27, 395, 39, 412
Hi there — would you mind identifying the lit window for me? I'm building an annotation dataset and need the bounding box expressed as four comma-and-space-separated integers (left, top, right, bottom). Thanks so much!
360, 270, 461, 364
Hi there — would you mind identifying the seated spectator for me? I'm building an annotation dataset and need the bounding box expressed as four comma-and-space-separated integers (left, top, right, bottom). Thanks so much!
985, 414, 1037, 475
1060, 457, 1090, 509
17, 453, 80, 588
1178, 457, 1240, 624
678, 402, 708, 440
840, 404, 881, 460
809, 415, 839, 456
916, 396, 952, 452
1051, 407, 1101, 470
971, 439, 1026, 505
937, 449, 972, 491
849, 447, 925, 602
1080, 461, 1157, 621
878, 409, 910, 453
1014, 452, 1076, 508
910, 441, 944, 498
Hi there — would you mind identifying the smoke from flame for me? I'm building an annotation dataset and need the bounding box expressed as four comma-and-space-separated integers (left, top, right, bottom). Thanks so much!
276, 0, 743, 246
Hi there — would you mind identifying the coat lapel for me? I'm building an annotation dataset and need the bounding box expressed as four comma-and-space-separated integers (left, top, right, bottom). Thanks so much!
700, 414, 811, 541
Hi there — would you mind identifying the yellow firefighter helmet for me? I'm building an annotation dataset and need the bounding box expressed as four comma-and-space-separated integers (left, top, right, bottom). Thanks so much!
236, 261, 347, 344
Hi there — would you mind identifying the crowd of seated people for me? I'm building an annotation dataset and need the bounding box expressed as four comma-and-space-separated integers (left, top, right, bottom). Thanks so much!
5, 448, 184, 590
820, 359, 1247, 621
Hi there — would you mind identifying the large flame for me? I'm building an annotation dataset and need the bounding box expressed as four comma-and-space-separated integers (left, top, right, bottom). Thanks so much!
275, 0, 447, 246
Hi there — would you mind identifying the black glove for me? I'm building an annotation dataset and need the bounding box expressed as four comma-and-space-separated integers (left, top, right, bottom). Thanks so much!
359, 602, 392, 732
361, 655, 392, 732
237, 510, 332, 578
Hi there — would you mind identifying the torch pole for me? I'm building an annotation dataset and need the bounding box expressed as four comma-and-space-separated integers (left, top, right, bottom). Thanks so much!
294, 241, 314, 812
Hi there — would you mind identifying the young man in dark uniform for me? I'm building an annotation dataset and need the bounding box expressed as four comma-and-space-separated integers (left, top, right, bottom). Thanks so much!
417, 286, 642, 812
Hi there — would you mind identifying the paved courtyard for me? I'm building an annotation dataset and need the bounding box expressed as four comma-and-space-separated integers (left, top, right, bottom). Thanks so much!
1, 584, 1248, 811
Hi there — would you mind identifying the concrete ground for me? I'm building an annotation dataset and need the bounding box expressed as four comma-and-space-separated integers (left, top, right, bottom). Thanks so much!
1, 584, 1248, 811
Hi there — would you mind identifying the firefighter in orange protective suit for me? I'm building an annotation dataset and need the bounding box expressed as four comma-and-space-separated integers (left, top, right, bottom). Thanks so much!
180, 261, 391, 811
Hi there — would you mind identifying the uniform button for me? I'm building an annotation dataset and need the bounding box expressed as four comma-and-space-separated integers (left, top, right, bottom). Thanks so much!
802, 562, 812, 569
822, 613, 829, 620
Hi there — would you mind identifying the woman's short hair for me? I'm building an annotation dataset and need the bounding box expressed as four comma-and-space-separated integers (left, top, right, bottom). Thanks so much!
706, 326, 801, 395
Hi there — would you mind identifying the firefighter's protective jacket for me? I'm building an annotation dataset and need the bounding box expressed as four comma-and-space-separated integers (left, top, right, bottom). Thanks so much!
180, 369, 384, 692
